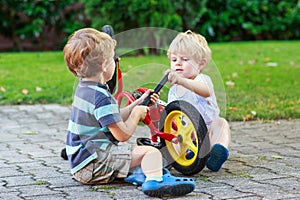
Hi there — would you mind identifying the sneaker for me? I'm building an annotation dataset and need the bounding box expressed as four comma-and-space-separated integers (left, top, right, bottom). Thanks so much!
124, 167, 145, 186
60, 148, 68, 160
124, 167, 170, 186
142, 174, 195, 197
206, 144, 229, 172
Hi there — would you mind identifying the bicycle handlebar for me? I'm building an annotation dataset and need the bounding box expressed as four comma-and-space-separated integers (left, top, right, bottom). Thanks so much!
141, 74, 169, 106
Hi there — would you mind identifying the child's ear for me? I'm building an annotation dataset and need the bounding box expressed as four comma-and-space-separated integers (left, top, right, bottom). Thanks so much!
100, 60, 107, 72
199, 59, 207, 71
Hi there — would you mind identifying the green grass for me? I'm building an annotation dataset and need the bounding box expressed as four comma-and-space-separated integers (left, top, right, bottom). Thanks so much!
0, 41, 299, 121
0, 52, 75, 105
31, 180, 48, 185
210, 41, 300, 120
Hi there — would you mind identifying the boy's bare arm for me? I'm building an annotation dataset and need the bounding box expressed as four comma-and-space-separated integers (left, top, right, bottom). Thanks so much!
120, 89, 158, 120
167, 70, 210, 98
119, 100, 140, 121
108, 105, 149, 142
178, 78, 210, 98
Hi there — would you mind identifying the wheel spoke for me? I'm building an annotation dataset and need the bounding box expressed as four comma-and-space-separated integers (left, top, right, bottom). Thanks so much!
175, 115, 183, 132
188, 143, 198, 154
179, 122, 194, 144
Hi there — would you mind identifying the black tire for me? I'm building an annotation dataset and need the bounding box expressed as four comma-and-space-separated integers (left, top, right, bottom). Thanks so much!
159, 100, 210, 175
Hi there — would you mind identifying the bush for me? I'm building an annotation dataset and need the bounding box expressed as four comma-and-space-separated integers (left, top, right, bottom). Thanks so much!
0, 0, 89, 51
1, 0, 299, 51
198, 0, 300, 41
83, 0, 299, 43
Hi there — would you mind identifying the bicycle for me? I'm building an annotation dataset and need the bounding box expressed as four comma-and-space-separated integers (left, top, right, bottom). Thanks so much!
61, 25, 210, 175
115, 71, 210, 175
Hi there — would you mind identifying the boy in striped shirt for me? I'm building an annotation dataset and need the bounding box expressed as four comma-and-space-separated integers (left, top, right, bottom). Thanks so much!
63, 28, 195, 197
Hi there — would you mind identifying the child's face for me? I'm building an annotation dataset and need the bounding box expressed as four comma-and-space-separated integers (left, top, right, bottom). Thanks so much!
170, 53, 199, 79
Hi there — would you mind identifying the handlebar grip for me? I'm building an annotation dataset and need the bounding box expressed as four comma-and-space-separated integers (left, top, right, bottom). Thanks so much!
153, 74, 169, 93
141, 74, 169, 106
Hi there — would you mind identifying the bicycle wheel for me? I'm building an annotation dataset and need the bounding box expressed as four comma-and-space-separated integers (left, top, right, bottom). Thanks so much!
159, 100, 210, 175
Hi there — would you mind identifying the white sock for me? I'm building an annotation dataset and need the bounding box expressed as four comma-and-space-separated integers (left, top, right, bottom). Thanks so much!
145, 176, 163, 182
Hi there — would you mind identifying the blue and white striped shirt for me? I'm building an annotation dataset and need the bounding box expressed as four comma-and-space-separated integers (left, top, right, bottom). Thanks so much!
66, 80, 122, 174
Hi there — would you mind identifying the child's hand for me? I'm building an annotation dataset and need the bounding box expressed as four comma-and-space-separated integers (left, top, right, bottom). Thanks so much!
139, 89, 160, 106
132, 105, 149, 121
165, 69, 182, 86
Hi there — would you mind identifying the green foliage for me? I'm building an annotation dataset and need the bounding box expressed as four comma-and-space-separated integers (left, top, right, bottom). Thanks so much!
198, 0, 300, 41
82, 0, 299, 43
81, 0, 182, 31
1, 0, 299, 51
173, 0, 209, 30
0, 0, 88, 51
81, 0, 183, 55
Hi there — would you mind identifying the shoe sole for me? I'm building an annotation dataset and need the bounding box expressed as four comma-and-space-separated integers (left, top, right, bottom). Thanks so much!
143, 183, 195, 197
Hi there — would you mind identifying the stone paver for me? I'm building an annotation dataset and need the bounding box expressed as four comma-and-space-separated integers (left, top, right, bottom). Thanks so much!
0, 104, 299, 199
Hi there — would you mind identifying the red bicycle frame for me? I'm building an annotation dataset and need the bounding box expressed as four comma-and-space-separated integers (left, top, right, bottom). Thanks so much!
113, 60, 178, 144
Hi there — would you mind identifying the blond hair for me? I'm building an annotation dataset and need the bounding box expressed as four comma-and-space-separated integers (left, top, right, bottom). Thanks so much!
63, 28, 116, 78
167, 30, 211, 70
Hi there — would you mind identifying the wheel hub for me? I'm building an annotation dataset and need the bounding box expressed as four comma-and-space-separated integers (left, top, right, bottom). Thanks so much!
177, 135, 183, 143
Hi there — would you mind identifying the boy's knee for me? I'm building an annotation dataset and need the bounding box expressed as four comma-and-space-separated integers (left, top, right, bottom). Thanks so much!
217, 117, 229, 129
146, 146, 162, 159
149, 146, 161, 154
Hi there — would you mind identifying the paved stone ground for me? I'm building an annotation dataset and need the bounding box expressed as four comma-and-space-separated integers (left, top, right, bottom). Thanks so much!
0, 104, 300, 200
